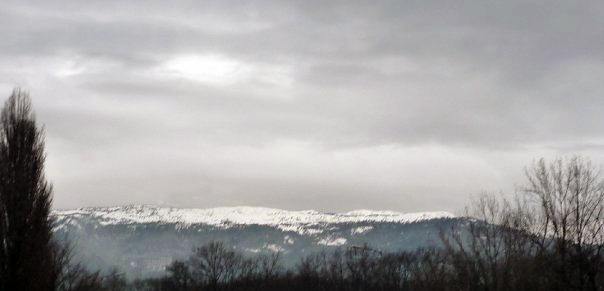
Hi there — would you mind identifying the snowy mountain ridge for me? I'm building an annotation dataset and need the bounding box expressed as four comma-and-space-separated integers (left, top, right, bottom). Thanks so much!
54, 205, 455, 235
52, 205, 460, 277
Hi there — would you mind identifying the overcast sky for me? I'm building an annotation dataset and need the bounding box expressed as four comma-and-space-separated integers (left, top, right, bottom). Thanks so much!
1, 1, 603, 212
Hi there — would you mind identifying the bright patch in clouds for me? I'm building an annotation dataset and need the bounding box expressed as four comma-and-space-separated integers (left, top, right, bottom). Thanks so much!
162, 54, 251, 85
55, 59, 86, 77
158, 54, 294, 94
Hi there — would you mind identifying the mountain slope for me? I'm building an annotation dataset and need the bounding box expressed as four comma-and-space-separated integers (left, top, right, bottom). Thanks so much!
53, 205, 460, 278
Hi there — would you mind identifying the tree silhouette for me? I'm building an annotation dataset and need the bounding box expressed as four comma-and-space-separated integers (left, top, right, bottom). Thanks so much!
0, 89, 58, 290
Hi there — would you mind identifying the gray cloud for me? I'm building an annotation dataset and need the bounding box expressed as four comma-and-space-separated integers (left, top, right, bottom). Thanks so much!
1, 0, 603, 212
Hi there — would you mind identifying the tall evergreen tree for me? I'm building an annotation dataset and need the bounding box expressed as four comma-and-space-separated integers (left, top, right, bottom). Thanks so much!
0, 89, 57, 290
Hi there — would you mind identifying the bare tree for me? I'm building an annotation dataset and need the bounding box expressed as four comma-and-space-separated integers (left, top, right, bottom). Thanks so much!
446, 157, 604, 290
256, 252, 282, 281
441, 193, 538, 290
188, 241, 243, 290
523, 156, 604, 289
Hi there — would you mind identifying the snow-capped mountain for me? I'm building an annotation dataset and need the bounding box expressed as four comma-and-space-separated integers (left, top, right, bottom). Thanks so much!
53, 205, 459, 278
55, 205, 454, 235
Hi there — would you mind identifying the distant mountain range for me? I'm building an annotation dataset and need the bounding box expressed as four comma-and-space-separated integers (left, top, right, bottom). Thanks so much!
53, 205, 462, 278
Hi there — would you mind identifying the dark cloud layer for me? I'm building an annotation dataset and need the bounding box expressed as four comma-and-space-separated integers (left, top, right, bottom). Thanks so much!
1, 1, 603, 212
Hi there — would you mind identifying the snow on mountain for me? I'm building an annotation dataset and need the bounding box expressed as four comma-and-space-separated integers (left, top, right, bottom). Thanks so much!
54, 205, 454, 235
317, 237, 348, 246
52, 205, 460, 278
